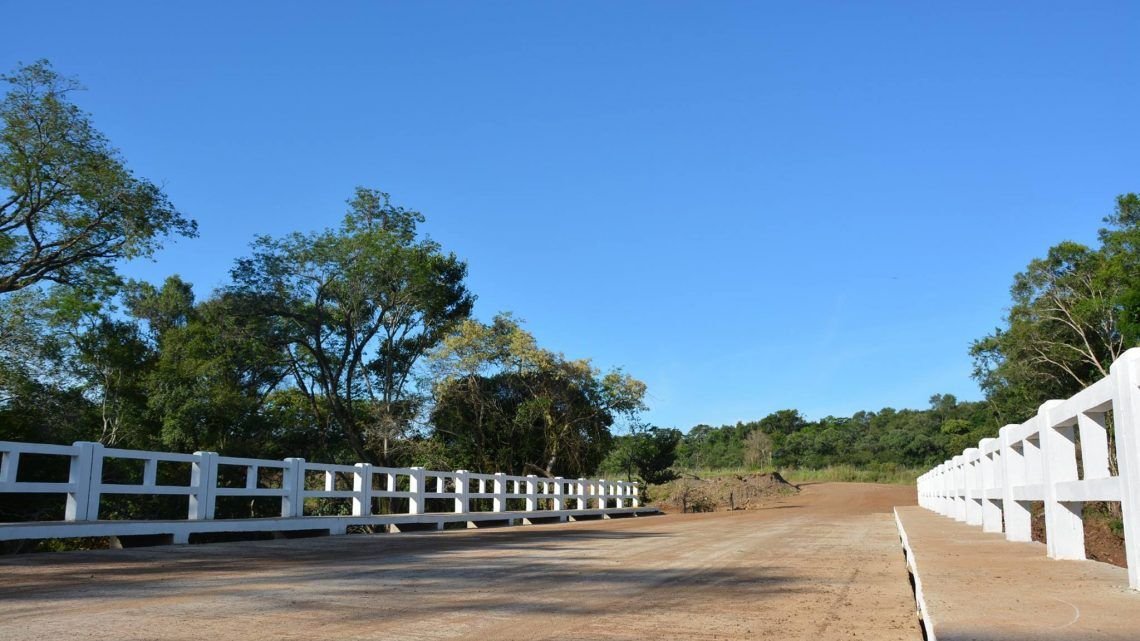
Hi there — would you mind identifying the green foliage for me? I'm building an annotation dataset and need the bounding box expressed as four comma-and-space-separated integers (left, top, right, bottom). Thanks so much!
597, 426, 681, 483
0, 60, 196, 294
672, 395, 988, 474
972, 194, 1139, 424
428, 314, 647, 477
229, 188, 474, 463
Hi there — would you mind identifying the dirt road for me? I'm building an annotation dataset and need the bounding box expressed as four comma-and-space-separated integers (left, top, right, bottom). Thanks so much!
0, 483, 919, 641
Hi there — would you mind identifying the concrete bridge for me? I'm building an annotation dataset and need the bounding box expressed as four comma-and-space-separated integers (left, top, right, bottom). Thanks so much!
5, 351, 1140, 639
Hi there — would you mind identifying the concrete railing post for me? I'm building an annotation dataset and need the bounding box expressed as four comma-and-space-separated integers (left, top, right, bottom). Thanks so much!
189, 451, 218, 520
999, 424, 1032, 542
409, 467, 426, 515
454, 470, 470, 514
282, 457, 305, 517
492, 472, 507, 513
979, 439, 1003, 533
552, 476, 565, 511
632, 481, 640, 508
352, 463, 373, 517
65, 442, 102, 521
951, 455, 966, 522
83, 442, 106, 520
1109, 348, 1140, 589
964, 448, 982, 526
940, 462, 952, 517
525, 475, 537, 511
929, 465, 940, 514
1040, 399, 1085, 560
1077, 411, 1112, 480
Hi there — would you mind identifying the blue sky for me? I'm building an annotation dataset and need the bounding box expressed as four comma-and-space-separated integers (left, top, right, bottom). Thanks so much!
3, 2, 1138, 430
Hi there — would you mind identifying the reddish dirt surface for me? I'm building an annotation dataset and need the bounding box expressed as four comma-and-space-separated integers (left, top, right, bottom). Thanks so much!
0, 483, 921, 641
1030, 502, 1127, 568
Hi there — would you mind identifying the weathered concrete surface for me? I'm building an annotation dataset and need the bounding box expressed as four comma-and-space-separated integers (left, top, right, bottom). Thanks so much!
896, 505, 1140, 641
0, 483, 920, 641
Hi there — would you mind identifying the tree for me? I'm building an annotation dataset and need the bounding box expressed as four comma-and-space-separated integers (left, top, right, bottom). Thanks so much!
0, 61, 196, 295
123, 277, 294, 455
971, 196, 1139, 423
1100, 193, 1140, 344
230, 188, 474, 463
429, 314, 648, 477
742, 429, 773, 468
598, 425, 680, 483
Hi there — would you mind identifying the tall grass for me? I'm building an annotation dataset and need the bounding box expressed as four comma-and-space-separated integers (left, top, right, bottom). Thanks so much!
669, 464, 921, 485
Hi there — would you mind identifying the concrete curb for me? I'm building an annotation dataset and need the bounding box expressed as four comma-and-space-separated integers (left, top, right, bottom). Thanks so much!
894, 506, 935, 641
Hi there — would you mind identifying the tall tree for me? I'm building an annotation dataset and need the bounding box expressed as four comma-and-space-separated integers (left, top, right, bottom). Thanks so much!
971, 195, 1139, 423
123, 277, 293, 455
230, 188, 473, 463
429, 314, 647, 477
0, 61, 196, 295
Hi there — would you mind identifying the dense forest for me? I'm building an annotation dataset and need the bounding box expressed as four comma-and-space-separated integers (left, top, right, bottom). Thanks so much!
2, 60, 1139, 502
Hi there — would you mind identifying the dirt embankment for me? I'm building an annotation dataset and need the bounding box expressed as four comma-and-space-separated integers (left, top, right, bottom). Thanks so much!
651, 472, 800, 513
1030, 501, 1127, 568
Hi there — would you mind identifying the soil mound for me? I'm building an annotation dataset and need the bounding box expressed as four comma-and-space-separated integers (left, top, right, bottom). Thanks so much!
653, 472, 800, 513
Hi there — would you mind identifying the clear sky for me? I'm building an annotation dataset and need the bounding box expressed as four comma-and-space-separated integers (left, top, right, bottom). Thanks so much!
3, 2, 1138, 430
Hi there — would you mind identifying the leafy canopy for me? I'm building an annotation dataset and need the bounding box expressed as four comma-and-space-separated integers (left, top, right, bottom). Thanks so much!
0, 60, 196, 294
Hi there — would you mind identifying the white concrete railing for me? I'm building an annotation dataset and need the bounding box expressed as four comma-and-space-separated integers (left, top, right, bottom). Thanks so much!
0, 441, 645, 544
917, 348, 1140, 590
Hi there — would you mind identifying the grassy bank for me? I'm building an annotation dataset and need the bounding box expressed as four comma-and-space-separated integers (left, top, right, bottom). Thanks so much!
668, 464, 921, 486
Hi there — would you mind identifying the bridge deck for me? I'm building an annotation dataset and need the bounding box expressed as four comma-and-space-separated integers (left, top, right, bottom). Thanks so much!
0, 483, 919, 641
895, 505, 1140, 641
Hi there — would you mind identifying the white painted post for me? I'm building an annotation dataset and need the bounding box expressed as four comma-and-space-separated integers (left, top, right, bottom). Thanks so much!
65, 442, 100, 521
282, 457, 305, 517
1040, 399, 1085, 560
1077, 411, 1112, 480
524, 475, 537, 511
82, 442, 106, 520
143, 457, 158, 488
980, 440, 1003, 533
552, 476, 565, 512
1000, 425, 1032, 542
632, 481, 640, 508
189, 451, 217, 520
492, 472, 507, 513
409, 467, 425, 515
931, 464, 942, 514
964, 448, 983, 526
1109, 348, 1140, 589
1024, 427, 1044, 487
352, 463, 373, 517
0, 449, 15, 488
615, 481, 625, 508
454, 470, 470, 514
944, 463, 953, 516
951, 455, 966, 522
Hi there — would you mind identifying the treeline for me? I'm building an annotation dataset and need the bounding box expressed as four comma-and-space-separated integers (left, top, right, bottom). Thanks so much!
0, 61, 645, 492
599, 394, 990, 481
